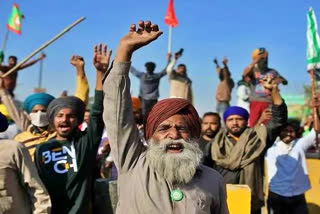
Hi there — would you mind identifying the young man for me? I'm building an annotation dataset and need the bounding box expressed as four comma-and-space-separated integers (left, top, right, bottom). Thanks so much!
0, 54, 46, 97
208, 76, 287, 214
103, 20, 228, 214
265, 120, 317, 214
34, 44, 110, 214
199, 112, 221, 153
214, 58, 235, 119
243, 48, 287, 126
130, 61, 167, 116
166, 51, 194, 103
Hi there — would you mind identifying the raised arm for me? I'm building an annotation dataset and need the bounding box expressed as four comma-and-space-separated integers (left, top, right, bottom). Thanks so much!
103, 21, 162, 172
70, 55, 89, 105
129, 66, 144, 78
0, 78, 30, 131
19, 53, 46, 70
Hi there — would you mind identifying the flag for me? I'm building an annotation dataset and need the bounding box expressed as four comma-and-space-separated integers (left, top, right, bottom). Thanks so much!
164, 0, 178, 27
307, 7, 320, 70
7, 3, 23, 35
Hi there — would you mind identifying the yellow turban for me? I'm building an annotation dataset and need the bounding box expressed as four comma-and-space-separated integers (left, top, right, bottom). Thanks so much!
252, 48, 268, 60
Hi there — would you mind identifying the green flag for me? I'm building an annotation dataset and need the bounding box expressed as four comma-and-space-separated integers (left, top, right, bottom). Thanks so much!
7, 3, 23, 35
307, 7, 320, 70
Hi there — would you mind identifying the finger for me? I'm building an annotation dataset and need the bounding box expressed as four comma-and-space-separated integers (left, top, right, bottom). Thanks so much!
106, 50, 112, 62
151, 24, 159, 32
98, 43, 102, 54
129, 24, 136, 32
103, 44, 107, 55
137, 20, 144, 33
144, 21, 151, 33
150, 31, 163, 40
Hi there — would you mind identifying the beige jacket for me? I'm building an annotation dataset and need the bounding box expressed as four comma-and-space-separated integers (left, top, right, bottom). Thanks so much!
0, 140, 51, 214
103, 61, 228, 214
166, 59, 193, 104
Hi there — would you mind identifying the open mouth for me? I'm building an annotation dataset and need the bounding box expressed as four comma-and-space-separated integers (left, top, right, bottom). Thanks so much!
59, 124, 71, 132
166, 143, 183, 154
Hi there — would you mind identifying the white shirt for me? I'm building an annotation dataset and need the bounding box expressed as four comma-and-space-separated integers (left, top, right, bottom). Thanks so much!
265, 129, 316, 197
237, 84, 251, 112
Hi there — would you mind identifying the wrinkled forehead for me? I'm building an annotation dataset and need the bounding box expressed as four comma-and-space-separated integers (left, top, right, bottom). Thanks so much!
157, 114, 188, 127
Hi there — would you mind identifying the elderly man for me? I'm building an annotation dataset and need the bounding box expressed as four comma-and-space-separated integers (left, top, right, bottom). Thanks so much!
208, 78, 287, 214
34, 44, 109, 214
103, 21, 228, 214
0, 112, 51, 214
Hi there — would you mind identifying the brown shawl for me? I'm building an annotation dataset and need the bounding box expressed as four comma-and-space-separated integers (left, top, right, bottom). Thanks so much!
211, 125, 267, 210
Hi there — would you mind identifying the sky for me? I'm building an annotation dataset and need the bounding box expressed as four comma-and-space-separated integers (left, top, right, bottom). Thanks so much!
0, 0, 319, 115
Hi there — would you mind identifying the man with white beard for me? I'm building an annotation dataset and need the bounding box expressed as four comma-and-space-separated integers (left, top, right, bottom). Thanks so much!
103, 21, 228, 213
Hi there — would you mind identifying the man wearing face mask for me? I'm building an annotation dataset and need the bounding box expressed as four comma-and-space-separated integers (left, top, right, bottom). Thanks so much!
13, 93, 55, 160
243, 48, 288, 127
265, 119, 317, 214
130, 60, 168, 117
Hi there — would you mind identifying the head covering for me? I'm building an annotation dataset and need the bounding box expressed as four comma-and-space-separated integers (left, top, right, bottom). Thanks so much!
145, 98, 201, 140
47, 96, 86, 125
252, 48, 268, 60
24, 93, 55, 114
223, 106, 249, 122
131, 96, 141, 110
0, 111, 8, 132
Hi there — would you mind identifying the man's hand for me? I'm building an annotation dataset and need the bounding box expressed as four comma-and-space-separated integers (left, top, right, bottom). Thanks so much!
167, 52, 172, 61
115, 21, 163, 62
222, 57, 228, 66
260, 73, 277, 90
70, 55, 85, 70
39, 53, 46, 60
93, 44, 112, 73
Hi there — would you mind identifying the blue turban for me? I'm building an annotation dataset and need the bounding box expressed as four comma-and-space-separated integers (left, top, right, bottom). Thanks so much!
223, 106, 249, 121
24, 93, 55, 114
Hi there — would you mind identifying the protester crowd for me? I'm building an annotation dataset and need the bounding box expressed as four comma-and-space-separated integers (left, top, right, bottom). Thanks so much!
0, 20, 318, 214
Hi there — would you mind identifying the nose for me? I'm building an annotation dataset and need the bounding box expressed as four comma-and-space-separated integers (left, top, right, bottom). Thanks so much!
167, 127, 181, 140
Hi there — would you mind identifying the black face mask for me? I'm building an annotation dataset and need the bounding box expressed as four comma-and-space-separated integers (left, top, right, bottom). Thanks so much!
257, 59, 267, 71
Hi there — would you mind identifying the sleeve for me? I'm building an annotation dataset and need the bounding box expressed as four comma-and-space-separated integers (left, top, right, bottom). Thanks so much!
15, 142, 51, 213
129, 66, 144, 78
79, 90, 104, 160
74, 73, 89, 106
237, 85, 250, 101
0, 88, 30, 131
103, 61, 146, 173
266, 101, 288, 149
156, 61, 170, 78
297, 129, 316, 152
166, 59, 177, 77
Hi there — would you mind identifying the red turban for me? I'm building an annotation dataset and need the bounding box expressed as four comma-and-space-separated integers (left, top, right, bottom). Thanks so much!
145, 98, 201, 140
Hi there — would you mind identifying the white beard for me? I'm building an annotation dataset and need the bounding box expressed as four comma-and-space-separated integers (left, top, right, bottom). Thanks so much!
146, 138, 203, 185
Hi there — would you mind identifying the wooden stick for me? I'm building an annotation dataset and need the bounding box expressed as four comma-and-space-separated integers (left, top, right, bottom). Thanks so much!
1, 17, 86, 78
309, 69, 320, 147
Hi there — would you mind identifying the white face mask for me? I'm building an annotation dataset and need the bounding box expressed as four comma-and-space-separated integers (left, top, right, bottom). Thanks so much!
29, 111, 49, 127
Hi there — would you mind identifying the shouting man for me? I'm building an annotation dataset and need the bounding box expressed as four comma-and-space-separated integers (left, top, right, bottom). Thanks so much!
103, 21, 228, 214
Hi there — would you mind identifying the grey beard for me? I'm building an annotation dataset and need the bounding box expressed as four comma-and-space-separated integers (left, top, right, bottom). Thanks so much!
146, 138, 203, 185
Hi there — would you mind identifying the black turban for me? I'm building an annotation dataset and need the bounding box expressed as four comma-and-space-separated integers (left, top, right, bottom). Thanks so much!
47, 96, 86, 125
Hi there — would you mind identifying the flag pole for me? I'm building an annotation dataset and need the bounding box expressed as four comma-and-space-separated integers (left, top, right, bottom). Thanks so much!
1, 30, 9, 52
38, 55, 43, 88
0, 30, 10, 63
168, 26, 172, 53
1, 17, 86, 78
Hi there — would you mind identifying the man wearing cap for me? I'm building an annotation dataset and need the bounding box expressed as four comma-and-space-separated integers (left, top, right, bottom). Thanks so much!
103, 21, 228, 214
208, 79, 287, 214
34, 44, 110, 214
130, 61, 168, 117
0, 112, 51, 213
243, 48, 288, 126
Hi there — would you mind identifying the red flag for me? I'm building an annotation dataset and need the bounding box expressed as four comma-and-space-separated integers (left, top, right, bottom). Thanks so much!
164, 0, 178, 27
